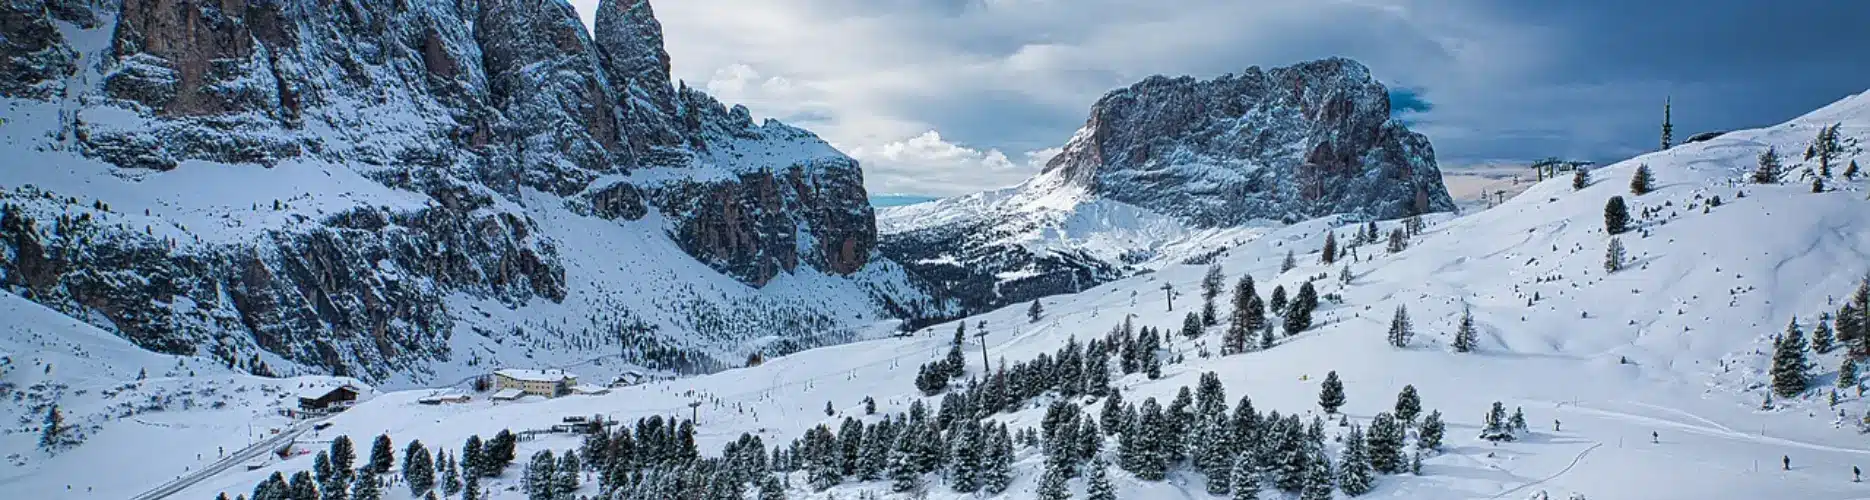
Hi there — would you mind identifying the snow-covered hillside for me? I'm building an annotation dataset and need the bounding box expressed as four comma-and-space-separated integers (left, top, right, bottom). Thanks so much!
79, 89, 1868, 500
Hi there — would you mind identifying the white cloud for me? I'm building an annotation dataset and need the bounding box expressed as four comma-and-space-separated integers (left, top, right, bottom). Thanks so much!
847, 131, 1053, 196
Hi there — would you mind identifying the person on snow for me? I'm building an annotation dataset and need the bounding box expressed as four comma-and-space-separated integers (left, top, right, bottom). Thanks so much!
1783, 455, 1791, 471
1554, 419, 1561, 432
1651, 431, 1658, 443
1853, 465, 1861, 482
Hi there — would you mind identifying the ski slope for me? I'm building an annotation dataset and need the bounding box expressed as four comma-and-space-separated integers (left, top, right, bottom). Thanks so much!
15, 89, 1870, 500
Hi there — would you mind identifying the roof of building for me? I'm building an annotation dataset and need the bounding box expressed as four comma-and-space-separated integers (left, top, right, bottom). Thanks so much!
570, 385, 610, 395
494, 368, 577, 382
296, 384, 362, 401
490, 388, 526, 400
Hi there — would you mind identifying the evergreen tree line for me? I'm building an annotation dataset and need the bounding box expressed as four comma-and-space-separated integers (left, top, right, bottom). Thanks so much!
1771, 277, 1870, 400
233, 431, 519, 500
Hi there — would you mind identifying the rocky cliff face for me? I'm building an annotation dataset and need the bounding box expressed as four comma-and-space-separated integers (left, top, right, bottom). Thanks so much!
881, 57, 1454, 313
0, 0, 938, 383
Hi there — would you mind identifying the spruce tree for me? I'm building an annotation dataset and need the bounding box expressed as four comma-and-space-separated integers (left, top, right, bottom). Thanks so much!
1814, 320, 1835, 354
1284, 282, 1316, 335
1270, 285, 1288, 315
1318, 371, 1346, 414
441, 453, 462, 496
1630, 164, 1655, 194
254, 472, 288, 500
759, 475, 785, 500
404, 441, 435, 496
887, 445, 919, 493
460, 436, 482, 482
1028, 299, 1044, 323
1203, 264, 1225, 326
1660, 97, 1673, 150
1605, 237, 1626, 273
525, 450, 556, 500
462, 472, 480, 500
1183, 312, 1205, 340
1753, 147, 1781, 184
1299, 450, 1334, 500
1840, 357, 1861, 390
983, 425, 1013, 494
1035, 460, 1071, 500
1604, 196, 1630, 235
1227, 275, 1265, 354
949, 422, 980, 493
1772, 320, 1812, 397
1321, 232, 1338, 265
1274, 424, 1310, 491
332, 436, 357, 481
1365, 413, 1404, 473
1337, 425, 1375, 496
1418, 410, 1444, 451
1387, 305, 1413, 348
288, 471, 317, 500
1260, 321, 1276, 350
1087, 457, 1117, 500
1573, 168, 1590, 190
1231, 456, 1261, 500
555, 451, 579, 498
1395, 385, 1422, 424
1510, 407, 1528, 432
947, 324, 968, 378
368, 434, 394, 475
351, 473, 380, 500
1480, 402, 1513, 442
1131, 397, 1169, 480
1282, 250, 1297, 272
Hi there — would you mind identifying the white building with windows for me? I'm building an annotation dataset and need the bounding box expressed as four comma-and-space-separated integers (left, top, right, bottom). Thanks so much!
493, 368, 577, 398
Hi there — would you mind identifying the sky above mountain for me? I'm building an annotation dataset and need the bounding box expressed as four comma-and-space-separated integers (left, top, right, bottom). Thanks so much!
569, 0, 1870, 198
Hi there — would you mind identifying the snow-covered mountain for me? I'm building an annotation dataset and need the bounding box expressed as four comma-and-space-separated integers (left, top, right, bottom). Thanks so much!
0, 0, 952, 386
30, 88, 1860, 500
880, 58, 1455, 313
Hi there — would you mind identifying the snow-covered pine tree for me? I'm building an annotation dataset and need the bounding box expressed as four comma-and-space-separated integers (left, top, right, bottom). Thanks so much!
1231, 455, 1262, 500
1631, 163, 1655, 194
1274, 423, 1310, 492
759, 475, 785, 500
1203, 264, 1226, 326
1772, 319, 1812, 397
982, 425, 1013, 494
1028, 299, 1043, 323
1421, 411, 1451, 455
351, 472, 381, 500
1840, 357, 1861, 390
1814, 320, 1835, 354
1395, 385, 1422, 424
1131, 397, 1170, 480
1366, 413, 1404, 473
524, 450, 555, 500
1319, 371, 1347, 414
1101, 392, 1126, 435
1604, 196, 1630, 235
1231, 395, 1261, 456
1481, 402, 1514, 442
1282, 250, 1297, 272
462, 471, 480, 500
1387, 305, 1414, 348
1340, 264, 1354, 285
947, 325, 968, 378
287, 471, 317, 500
1753, 147, 1781, 184
1843, 277, 1870, 356
1036, 459, 1072, 500
1387, 228, 1408, 253
1814, 123, 1842, 176
440, 453, 462, 496
555, 452, 580, 498
1260, 321, 1277, 350
1321, 232, 1338, 265
252, 472, 287, 500
1183, 312, 1204, 339
1605, 237, 1626, 273
1510, 407, 1528, 432
404, 441, 435, 496
1285, 282, 1317, 335
1337, 425, 1375, 496
949, 421, 980, 493
1660, 98, 1673, 150
368, 434, 394, 475
1197, 371, 1228, 418
1087, 457, 1117, 500
1270, 285, 1288, 315
1573, 168, 1590, 190
459, 436, 481, 482
1299, 450, 1335, 500
887, 445, 919, 493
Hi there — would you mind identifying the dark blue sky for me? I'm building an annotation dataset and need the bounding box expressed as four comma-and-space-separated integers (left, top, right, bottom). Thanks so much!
580, 0, 1870, 196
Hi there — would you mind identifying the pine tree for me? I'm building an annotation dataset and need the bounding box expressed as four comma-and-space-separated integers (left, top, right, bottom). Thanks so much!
1227, 275, 1265, 354
1394, 385, 1422, 424
1339, 264, 1354, 285
1337, 426, 1375, 496
404, 441, 435, 496
1387, 228, 1408, 253
1259, 321, 1277, 350
441, 453, 462, 496
555, 451, 580, 499
887, 445, 919, 493
1035, 459, 1071, 500
1282, 250, 1297, 272
1840, 357, 1861, 390
1387, 305, 1414, 348
1299, 450, 1334, 500
1573, 168, 1590, 190
254, 472, 288, 500
38, 404, 63, 449
1365, 413, 1404, 473
1605, 237, 1626, 273
1814, 123, 1842, 176
983, 425, 1013, 494
462, 472, 480, 500
525, 450, 555, 500
1660, 97, 1673, 150
1604, 196, 1630, 235
1630, 164, 1655, 195
1284, 282, 1317, 335
1321, 232, 1338, 265
1815, 176, 1827, 193
460, 436, 482, 482
759, 474, 786, 500
1028, 299, 1044, 323
949, 422, 980, 493
1753, 147, 1781, 184
351, 473, 381, 500
331, 436, 357, 481
368, 434, 394, 475
1844, 159, 1860, 180
1087, 457, 1117, 500
1183, 312, 1204, 340
1480, 402, 1513, 442
1510, 407, 1528, 432
1130, 397, 1170, 480
1844, 277, 1870, 357
287, 471, 317, 500
947, 325, 968, 378
1231, 456, 1261, 500
1772, 319, 1812, 397
1318, 371, 1346, 414
1203, 264, 1226, 326
1814, 320, 1836, 354
1418, 410, 1445, 451
1270, 285, 1288, 315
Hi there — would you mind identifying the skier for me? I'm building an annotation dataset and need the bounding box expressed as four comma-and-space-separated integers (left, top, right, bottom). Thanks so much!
1554, 419, 1561, 432
1783, 455, 1790, 471
1854, 465, 1861, 482
1651, 431, 1658, 443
